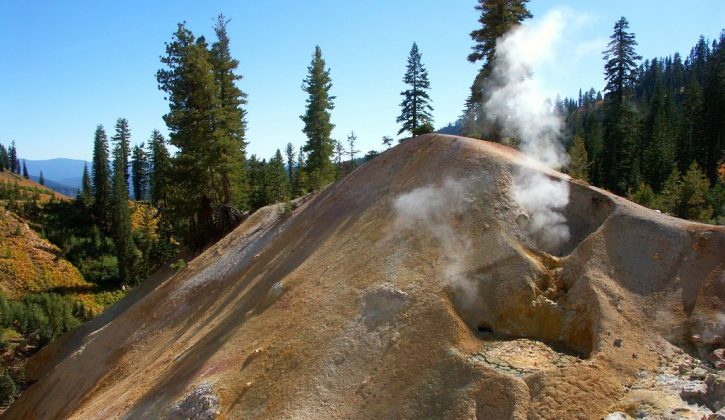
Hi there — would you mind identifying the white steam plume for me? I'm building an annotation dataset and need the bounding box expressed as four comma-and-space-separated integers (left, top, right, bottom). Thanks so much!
392, 179, 476, 297
482, 9, 575, 249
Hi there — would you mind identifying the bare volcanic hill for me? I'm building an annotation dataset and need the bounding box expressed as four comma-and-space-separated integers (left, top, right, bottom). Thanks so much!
5, 135, 724, 419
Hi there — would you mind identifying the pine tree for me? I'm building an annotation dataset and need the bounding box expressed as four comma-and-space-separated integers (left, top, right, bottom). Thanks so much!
292, 151, 309, 197
301, 46, 335, 190
568, 136, 590, 182
658, 166, 683, 214
248, 155, 268, 210
397, 42, 433, 136
266, 150, 290, 204
463, 0, 532, 138
39, 171, 45, 186
8, 141, 17, 173
285, 143, 295, 185
679, 161, 713, 222
583, 109, 605, 184
147, 130, 171, 207
603, 17, 642, 102
131, 143, 148, 200
688, 36, 710, 87
347, 132, 359, 169
677, 76, 704, 170
702, 33, 725, 181
669, 53, 686, 103
111, 118, 131, 190
157, 23, 223, 239
382, 136, 393, 149
601, 17, 642, 194
0, 144, 7, 172
641, 77, 675, 191
91, 125, 112, 230
80, 163, 92, 206
111, 141, 136, 287
628, 183, 657, 209
210, 14, 249, 209
22, 160, 28, 179
333, 139, 345, 180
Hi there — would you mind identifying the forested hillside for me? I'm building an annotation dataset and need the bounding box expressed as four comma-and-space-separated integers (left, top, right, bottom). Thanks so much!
558, 28, 724, 223
0, 173, 126, 406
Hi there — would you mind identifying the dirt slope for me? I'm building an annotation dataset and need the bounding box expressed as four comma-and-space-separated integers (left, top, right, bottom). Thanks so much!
4, 135, 724, 419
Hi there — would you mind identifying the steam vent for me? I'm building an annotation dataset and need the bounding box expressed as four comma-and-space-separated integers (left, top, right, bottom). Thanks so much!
6, 135, 724, 419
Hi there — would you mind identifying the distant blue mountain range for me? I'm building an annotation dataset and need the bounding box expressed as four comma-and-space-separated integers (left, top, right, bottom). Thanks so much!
23, 158, 89, 197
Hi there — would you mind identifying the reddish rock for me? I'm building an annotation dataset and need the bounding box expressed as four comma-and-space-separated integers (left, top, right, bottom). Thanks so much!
709, 349, 725, 370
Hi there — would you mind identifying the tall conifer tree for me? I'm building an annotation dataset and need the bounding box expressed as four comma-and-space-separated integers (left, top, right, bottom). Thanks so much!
292, 151, 308, 197
148, 130, 171, 207
91, 125, 112, 230
463, 0, 531, 138
131, 143, 148, 200
8, 141, 17, 173
285, 143, 296, 185
80, 163, 93, 205
601, 17, 642, 193
111, 142, 136, 286
301, 46, 335, 190
248, 155, 268, 210
641, 78, 675, 190
678, 76, 704, 170
397, 42, 433, 136
210, 14, 249, 209
158, 23, 222, 239
111, 118, 132, 190
702, 34, 725, 181
0, 144, 7, 171
266, 150, 290, 204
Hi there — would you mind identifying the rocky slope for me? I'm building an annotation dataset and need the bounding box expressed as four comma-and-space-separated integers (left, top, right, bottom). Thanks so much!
4, 134, 724, 419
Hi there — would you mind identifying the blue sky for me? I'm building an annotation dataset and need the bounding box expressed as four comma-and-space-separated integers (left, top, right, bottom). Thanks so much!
1, 1, 723, 161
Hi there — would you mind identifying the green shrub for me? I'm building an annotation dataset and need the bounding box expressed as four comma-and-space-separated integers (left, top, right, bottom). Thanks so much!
0, 295, 11, 325
91, 289, 126, 309
628, 183, 657, 208
170, 258, 186, 271
78, 255, 119, 285
412, 122, 434, 136
0, 292, 88, 345
0, 369, 16, 406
